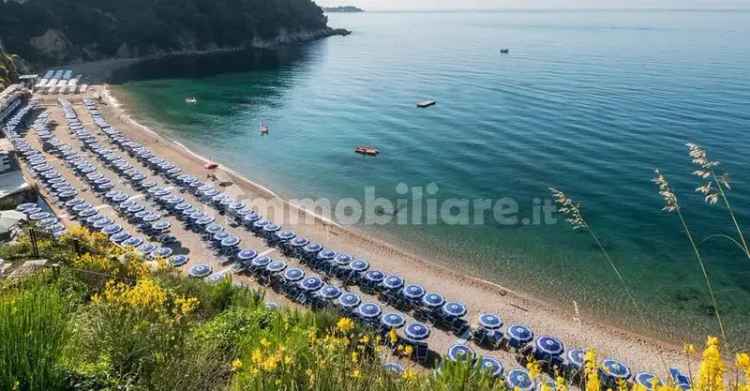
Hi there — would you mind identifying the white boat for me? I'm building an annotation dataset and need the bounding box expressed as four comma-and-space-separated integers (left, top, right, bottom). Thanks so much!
185, 97, 198, 104
259, 120, 269, 135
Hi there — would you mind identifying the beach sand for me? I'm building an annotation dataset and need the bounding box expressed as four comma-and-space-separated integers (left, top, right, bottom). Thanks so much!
25, 82, 688, 379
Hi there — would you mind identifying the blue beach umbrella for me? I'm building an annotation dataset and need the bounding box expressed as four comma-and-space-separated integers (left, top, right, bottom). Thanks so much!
102, 224, 123, 236
479, 313, 503, 330
422, 293, 445, 308
212, 231, 230, 243
535, 336, 565, 357
236, 249, 257, 261
349, 259, 369, 272
288, 236, 309, 248
110, 232, 131, 243
317, 249, 336, 261
189, 264, 212, 278
506, 369, 534, 391
266, 260, 287, 273
635, 372, 662, 391
92, 218, 113, 230
507, 325, 534, 346
252, 256, 272, 268
122, 237, 144, 248
137, 242, 157, 255
364, 270, 385, 284
302, 242, 322, 257
357, 303, 382, 319
567, 349, 585, 369
40, 217, 60, 227
196, 216, 215, 226
205, 223, 224, 234
142, 213, 160, 223
152, 247, 173, 259
111, 193, 128, 203
383, 275, 405, 290
151, 220, 171, 232
334, 254, 352, 266
447, 344, 476, 362
221, 236, 241, 248
601, 359, 631, 381
242, 212, 260, 225
29, 212, 51, 221
283, 268, 305, 282
404, 322, 430, 341
338, 293, 361, 308
381, 313, 406, 329
16, 203, 37, 212
276, 230, 296, 241
263, 224, 281, 235
300, 276, 324, 292
402, 284, 426, 300
318, 285, 342, 300
252, 219, 269, 230
78, 208, 97, 218
477, 356, 504, 378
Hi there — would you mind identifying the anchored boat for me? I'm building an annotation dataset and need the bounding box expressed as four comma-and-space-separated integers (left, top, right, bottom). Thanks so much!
417, 100, 436, 108
185, 97, 197, 104
259, 120, 269, 135
355, 146, 380, 156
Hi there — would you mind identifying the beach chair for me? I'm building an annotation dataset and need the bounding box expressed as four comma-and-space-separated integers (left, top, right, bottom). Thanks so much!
414, 342, 430, 363
451, 318, 470, 336
669, 368, 691, 391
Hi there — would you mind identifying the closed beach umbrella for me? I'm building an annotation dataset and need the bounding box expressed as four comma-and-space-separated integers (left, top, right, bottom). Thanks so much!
169, 254, 189, 267
404, 322, 430, 341
567, 349, 585, 369
357, 303, 382, 319
189, 264, 212, 278
478, 356, 504, 378
402, 284, 426, 300
506, 369, 534, 391
318, 285, 342, 300
364, 270, 385, 284
338, 293, 361, 309
479, 313, 503, 330
236, 249, 257, 261
252, 256, 272, 268
383, 275, 404, 290
349, 259, 369, 272
635, 372, 662, 391
422, 293, 445, 308
266, 260, 287, 273
601, 359, 631, 381
381, 313, 406, 329
300, 276, 324, 292
283, 268, 305, 282
447, 344, 476, 362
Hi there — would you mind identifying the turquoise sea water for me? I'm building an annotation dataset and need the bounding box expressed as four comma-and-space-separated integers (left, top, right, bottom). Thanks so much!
113, 10, 750, 348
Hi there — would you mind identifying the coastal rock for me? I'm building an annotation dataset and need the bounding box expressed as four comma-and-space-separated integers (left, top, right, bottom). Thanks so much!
29, 29, 70, 63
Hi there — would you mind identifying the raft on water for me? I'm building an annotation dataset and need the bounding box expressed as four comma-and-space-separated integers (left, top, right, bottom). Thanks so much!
417, 100, 436, 108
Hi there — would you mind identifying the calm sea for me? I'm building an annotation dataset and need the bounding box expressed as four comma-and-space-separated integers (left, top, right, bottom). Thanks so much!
113, 10, 750, 348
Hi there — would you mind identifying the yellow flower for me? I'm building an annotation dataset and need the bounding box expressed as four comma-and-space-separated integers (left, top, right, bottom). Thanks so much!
359, 335, 370, 345
251, 349, 263, 365
402, 368, 418, 382
351, 351, 359, 363
388, 328, 398, 345
403, 345, 414, 357
351, 369, 361, 379
584, 350, 601, 391
231, 359, 243, 372
695, 336, 725, 391
260, 337, 271, 348
555, 376, 568, 391
737, 353, 750, 371
336, 317, 354, 334
684, 343, 696, 355
527, 359, 542, 379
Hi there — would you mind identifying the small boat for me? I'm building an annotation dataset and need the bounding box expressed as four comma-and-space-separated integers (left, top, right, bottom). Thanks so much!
500, 49, 510, 54
417, 100, 436, 108
259, 120, 269, 135
185, 97, 198, 104
355, 146, 379, 156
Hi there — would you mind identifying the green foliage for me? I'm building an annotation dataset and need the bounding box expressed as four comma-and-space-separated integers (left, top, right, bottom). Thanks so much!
0, 274, 69, 391
0, 0, 329, 66
0, 47, 19, 90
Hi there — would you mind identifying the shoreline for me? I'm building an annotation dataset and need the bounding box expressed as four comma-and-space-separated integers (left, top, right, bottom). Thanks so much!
100, 83, 688, 372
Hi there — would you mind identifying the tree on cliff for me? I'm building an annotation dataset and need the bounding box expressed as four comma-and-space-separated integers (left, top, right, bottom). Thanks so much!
0, 0, 331, 67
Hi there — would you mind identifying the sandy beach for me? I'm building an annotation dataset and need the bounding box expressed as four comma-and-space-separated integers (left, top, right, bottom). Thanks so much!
22, 79, 688, 378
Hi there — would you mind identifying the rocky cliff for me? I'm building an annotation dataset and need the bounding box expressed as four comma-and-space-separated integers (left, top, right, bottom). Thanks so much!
0, 0, 350, 68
